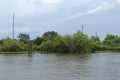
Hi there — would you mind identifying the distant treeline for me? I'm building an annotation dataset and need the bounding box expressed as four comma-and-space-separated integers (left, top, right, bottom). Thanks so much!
0, 31, 120, 53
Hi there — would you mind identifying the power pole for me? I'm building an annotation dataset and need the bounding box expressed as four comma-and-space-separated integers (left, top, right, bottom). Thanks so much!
82, 24, 84, 34
95, 32, 98, 42
12, 13, 15, 52
95, 32, 97, 38
13, 13, 15, 40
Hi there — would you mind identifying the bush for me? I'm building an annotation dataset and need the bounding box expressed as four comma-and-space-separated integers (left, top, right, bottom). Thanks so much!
39, 40, 54, 52
0, 38, 23, 52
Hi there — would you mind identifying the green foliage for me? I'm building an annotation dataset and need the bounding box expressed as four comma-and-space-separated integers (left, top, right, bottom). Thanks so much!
0, 37, 23, 52
53, 35, 70, 53
104, 34, 120, 46
39, 40, 54, 52
1, 31, 120, 53
33, 44, 40, 51
42, 31, 58, 40
90, 36, 104, 51
0, 39, 3, 44
72, 31, 93, 53
102, 34, 120, 51
33, 37, 43, 45
39, 31, 94, 53
18, 33, 30, 43
91, 36, 100, 42
92, 42, 108, 51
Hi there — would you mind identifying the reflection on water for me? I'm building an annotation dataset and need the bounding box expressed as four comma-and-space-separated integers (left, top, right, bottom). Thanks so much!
0, 52, 120, 80
28, 53, 34, 57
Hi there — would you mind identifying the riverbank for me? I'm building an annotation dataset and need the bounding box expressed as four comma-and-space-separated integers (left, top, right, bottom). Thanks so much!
0, 50, 120, 54
0, 51, 27, 54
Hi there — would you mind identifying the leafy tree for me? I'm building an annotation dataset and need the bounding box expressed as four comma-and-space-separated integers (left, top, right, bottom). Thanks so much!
91, 36, 100, 42
103, 34, 120, 46
18, 33, 30, 43
39, 31, 94, 53
53, 35, 70, 53
72, 31, 93, 53
33, 37, 43, 45
90, 36, 103, 51
0, 38, 4, 44
63, 35, 73, 53
102, 34, 120, 51
42, 31, 58, 40
2, 30, 120, 53
0, 37, 22, 52
33, 44, 40, 51
39, 40, 53, 52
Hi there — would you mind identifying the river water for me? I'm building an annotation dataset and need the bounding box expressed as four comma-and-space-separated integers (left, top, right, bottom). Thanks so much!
0, 52, 120, 80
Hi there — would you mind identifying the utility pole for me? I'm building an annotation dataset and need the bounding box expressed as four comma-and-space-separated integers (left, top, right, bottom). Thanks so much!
82, 24, 84, 34
95, 32, 97, 38
13, 13, 15, 40
95, 32, 98, 42
12, 13, 15, 52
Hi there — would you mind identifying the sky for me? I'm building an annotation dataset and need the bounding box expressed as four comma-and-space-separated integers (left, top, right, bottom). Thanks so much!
0, 0, 120, 40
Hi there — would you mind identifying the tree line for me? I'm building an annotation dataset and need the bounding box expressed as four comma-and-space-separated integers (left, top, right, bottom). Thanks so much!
0, 31, 120, 53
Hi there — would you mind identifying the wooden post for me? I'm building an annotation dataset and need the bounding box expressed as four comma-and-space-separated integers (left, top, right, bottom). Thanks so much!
28, 40, 33, 54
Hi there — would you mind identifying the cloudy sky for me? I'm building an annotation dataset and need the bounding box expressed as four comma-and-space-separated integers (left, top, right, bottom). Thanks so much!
0, 0, 120, 40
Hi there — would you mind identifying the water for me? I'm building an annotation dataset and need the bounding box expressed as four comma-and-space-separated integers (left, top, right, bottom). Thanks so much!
0, 52, 120, 80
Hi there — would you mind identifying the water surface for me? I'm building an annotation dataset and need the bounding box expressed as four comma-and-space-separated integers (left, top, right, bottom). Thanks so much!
0, 52, 120, 80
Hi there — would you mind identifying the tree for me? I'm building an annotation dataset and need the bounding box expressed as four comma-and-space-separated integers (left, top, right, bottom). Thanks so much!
42, 31, 58, 40
53, 35, 70, 53
33, 37, 43, 45
39, 40, 54, 52
91, 36, 100, 42
72, 31, 93, 53
90, 36, 103, 51
0, 37, 22, 52
103, 34, 120, 49
104, 34, 118, 45
0, 38, 4, 44
39, 31, 94, 53
18, 33, 30, 43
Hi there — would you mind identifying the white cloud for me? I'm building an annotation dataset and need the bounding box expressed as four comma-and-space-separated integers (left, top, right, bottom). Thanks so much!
1, 0, 64, 17
87, 2, 113, 14
0, 27, 30, 34
66, 2, 113, 20
29, 0, 35, 3
0, 0, 120, 38
14, 0, 36, 16
15, 27, 31, 32
41, 0, 63, 5
0, 29, 12, 34
116, 0, 120, 4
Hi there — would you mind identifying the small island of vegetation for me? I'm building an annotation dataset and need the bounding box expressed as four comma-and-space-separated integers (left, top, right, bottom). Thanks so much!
0, 30, 120, 54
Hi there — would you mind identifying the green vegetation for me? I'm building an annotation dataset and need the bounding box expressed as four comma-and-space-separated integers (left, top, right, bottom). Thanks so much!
0, 31, 120, 53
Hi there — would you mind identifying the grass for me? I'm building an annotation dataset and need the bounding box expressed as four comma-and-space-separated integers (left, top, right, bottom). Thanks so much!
0, 51, 28, 54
